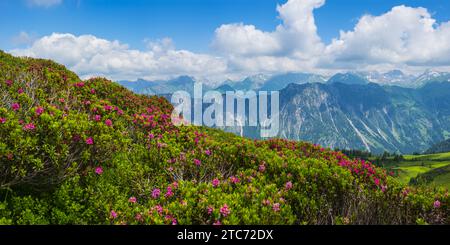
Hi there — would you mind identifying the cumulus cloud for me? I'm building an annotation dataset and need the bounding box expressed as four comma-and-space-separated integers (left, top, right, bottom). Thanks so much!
323, 5, 450, 69
212, 0, 325, 73
27, 0, 62, 8
10, 33, 227, 81
212, 24, 280, 56
212, 0, 450, 74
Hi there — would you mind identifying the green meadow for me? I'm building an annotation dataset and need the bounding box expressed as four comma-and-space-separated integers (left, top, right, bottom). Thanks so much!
391, 152, 450, 188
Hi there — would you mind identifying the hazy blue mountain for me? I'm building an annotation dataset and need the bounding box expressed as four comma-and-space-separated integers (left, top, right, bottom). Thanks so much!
221, 73, 326, 92
357, 70, 416, 87
363, 69, 450, 88
118, 79, 158, 94
118, 76, 212, 95
327, 72, 369, 85
228, 74, 270, 91
119, 70, 450, 97
413, 70, 450, 88
215, 84, 235, 94
260, 73, 326, 91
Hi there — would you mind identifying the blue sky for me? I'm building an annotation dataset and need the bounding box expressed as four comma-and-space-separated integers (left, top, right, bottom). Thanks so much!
2, 0, 450, 51
2, 0, 450, 81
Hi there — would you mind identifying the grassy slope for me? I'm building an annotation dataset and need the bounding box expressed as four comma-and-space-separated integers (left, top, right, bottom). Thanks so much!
390, 152, 450, 187
404, 152, 450, 161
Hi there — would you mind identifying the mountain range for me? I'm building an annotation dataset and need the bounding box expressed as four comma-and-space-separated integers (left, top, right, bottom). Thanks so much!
119, 69, 450, 95
119, 70, 450, 154
275, 82, 450, 154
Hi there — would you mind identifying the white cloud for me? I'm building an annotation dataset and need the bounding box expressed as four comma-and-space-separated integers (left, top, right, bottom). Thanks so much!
211, 0, 325, 74
212, 23, 280, 56
323, 5, 450, 69
10, 33, 227, 81
212, 0, 450, 74
27, 0, 62, 7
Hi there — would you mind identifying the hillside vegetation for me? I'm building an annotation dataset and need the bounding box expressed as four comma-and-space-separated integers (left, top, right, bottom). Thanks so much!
425, 139, 450, 154
0, 51, 448, 225
334, 149, 450, 190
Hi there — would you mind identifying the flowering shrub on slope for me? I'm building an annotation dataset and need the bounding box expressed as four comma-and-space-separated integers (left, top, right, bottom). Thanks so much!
0, 51, 448, 225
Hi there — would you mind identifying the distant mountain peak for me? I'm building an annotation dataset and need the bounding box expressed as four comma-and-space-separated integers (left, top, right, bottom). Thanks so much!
384, 69, 405, 76
247, 74, 270, 82
327, 72, 369, 85
414, 69, 450, 87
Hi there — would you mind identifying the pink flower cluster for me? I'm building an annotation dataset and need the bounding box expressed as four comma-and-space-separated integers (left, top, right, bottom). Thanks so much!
212, 178, 220, 188
35, 107, 44, 116
104, 105, 112, 111
229, 176, 240, 184
434, 200, 441, 208
152, 188, 161, 199
23, 123, 35, 131
338, 158, 386, 189
12, 103, 20, 111
285, 181, 293, 190
220, 204, 231, 217
86, 137, 94, 145
194, 158, 201, 166
110, 210, 118, 219
165, 186, 174, 198
205, 149, 211, 156
154, 205, 163, 215
105, 119, 113, 127
95, 166, 103, 175
272, 203, 281, 212
73, 82, 85, 87
258, 164, 266, 172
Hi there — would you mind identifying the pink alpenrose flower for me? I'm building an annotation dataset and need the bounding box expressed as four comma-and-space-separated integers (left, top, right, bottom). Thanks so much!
434, 200, 441, 208
220, 204, 231, 217
110, 210, 117, 219
151, 188, 161, 199
105, 119, 113, 127
95, 166, 103, 175
23, 123, 35, 131
285, 181, 293, 190
35, 107, 44, 116
194, 158, 201, 166
11, 103, 20, 111
212, 178, 220, 188
86, 137, 94, 145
